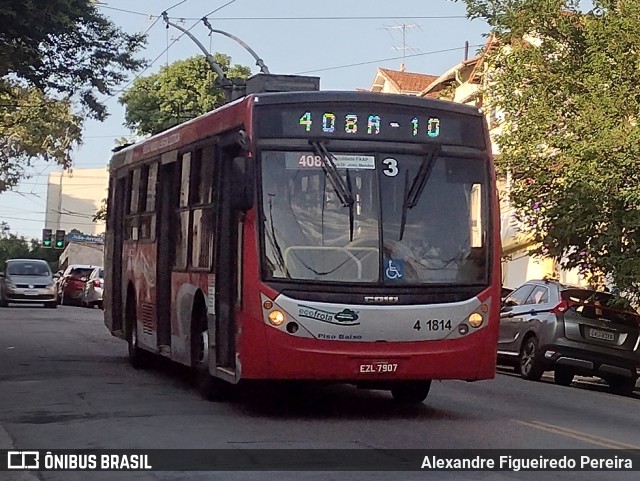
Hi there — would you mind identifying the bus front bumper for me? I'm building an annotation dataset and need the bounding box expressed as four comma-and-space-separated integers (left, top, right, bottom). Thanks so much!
243, 326, 497, 382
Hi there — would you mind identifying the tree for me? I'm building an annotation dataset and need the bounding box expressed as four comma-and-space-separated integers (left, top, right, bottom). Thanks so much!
457, 0, 640, 297
120, 54, 251, 136
0, 0, 146, 121
1, 85, 82, 192
0, 0, 146, 193
0, 233, 60, 271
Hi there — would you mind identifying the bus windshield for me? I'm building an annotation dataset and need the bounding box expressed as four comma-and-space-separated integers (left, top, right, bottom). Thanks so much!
260, 150, 489, 286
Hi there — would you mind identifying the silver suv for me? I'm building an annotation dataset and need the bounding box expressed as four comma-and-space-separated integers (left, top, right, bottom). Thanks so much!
498, 279, 639, 396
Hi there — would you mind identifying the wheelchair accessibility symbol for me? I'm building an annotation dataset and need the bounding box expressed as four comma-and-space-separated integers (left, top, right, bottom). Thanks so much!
384, 259, 404, 281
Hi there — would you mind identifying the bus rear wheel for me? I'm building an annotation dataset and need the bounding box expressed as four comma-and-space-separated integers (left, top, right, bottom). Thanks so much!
126, 294, 147, 369
390, 381, 431, 404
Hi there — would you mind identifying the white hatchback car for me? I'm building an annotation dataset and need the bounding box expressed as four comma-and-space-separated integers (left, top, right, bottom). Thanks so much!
81, 266, 104, 309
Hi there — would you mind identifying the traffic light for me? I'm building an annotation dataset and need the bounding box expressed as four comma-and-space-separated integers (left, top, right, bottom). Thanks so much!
42, 228, 52, 248
54, 229, 66, 249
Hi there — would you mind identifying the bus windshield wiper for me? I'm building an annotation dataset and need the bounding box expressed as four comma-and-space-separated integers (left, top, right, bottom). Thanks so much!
310, 140, 356, 241
310, 140, 354, 207
399, 145, 441, 241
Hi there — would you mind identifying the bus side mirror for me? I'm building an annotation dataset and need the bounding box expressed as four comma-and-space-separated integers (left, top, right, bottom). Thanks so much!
231, 156, 254, 212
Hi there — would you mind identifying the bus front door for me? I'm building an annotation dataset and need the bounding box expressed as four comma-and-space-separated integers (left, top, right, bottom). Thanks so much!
214, 145, 241, 372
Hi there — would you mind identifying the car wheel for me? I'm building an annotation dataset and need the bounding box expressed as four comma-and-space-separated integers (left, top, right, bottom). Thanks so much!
390, 381, 432, 404
518, 336, 544, 381
553, 369, 574, 387
607, 376, 636, 397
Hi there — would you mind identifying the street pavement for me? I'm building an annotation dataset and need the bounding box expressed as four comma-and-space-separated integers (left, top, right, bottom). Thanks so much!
0, 305, 639, 481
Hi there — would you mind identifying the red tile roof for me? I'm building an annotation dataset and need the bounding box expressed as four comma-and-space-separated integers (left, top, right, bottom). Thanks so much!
378, 68, 439, 93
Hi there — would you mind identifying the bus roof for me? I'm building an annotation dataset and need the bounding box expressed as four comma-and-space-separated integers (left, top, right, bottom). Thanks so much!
252, 90, 483, 117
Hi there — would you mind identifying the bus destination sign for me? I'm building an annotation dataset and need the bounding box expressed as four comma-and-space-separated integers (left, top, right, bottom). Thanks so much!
256, 104, 486, 148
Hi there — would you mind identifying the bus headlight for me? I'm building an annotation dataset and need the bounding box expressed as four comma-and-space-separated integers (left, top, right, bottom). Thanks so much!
468, 312, 483, 328
268, 310, 285, 326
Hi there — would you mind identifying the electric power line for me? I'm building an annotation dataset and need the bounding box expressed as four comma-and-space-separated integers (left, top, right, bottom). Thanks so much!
0, 215, 99, 226
165, 0, 189, 13
104, 0, 240, 103
296, 44, 484, 74
97, 6, 467, 21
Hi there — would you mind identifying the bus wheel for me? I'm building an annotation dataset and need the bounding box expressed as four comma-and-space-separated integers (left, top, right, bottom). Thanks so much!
191, 313, 229, 402
390, 381, 431, 404
126, 297, 147, 369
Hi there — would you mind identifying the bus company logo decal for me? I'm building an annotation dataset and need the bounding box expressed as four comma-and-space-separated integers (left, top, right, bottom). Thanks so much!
142, 132, 180, 154
298, 305, 360, 326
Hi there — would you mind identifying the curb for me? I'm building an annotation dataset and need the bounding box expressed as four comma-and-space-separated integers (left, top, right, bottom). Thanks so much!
0, 424, 41, 481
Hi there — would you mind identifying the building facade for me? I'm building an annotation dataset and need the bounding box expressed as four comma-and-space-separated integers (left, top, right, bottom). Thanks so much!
44, 168, 108, 236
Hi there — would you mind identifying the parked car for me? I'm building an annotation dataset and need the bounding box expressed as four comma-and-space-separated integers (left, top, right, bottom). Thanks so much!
0, 259, 57, 308
81, 266, 104, 309
498, 279, 640, 396
58, 265, 96, 306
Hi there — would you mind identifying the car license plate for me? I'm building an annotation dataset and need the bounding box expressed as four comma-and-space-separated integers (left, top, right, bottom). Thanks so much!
358, 361, 398, 374
23, 290, 38, 296
589, 328, 615, 341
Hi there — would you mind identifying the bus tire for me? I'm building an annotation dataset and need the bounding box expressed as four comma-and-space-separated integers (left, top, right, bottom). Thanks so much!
125, 291, 147, 369
390, 381, 431, 404
191, 302, 230, 402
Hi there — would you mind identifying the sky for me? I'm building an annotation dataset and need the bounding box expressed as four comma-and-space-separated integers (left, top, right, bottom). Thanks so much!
0, 0, 489, 240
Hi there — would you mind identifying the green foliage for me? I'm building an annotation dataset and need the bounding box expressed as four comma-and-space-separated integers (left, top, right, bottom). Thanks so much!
0, 0, 146, 192
0, 85, 82, 192
0, 0, 146, 120
457, 1, 640, 296
0, 233, 60, 271
93, 199, 107, 223
120, 54, 252, 136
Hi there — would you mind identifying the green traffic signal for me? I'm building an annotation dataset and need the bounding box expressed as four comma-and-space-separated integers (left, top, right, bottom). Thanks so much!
54, 229, 65, 249
42, 228, 53, 248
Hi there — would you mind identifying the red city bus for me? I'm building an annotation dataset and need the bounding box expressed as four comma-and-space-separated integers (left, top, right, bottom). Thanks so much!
104, 90, 501, 403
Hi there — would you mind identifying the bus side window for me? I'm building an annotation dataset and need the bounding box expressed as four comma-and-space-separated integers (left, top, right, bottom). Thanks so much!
190, 146, 216, 269
124, 168, 141, 240
175, 153, 191, 270
139, 163, 158, 240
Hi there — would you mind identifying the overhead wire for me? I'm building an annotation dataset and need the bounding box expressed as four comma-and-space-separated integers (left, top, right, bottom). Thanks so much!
97, 5, 467, 21
295, 44, 485, 74
103, 0, 240, 102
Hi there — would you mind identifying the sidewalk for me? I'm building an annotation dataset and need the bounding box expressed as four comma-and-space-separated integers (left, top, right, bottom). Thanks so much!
0, 423, 40, 481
